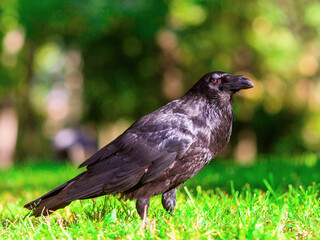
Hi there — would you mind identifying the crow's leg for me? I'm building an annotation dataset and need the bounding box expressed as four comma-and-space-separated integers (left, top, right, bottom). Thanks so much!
162, 187, 178, 213
136, 198, 150, 219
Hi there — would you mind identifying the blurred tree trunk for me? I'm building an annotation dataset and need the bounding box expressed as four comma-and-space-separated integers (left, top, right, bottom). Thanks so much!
0, 102, 18, 169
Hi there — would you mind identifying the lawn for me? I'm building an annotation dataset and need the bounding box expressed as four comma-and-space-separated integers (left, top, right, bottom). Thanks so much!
1, 154, 320, 239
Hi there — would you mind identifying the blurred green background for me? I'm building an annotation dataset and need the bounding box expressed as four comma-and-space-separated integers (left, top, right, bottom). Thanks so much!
0, 0, 320, 168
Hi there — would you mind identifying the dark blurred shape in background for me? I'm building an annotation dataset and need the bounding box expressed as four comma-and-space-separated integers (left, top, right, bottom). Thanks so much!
52, 128, 98, 165
0, 0, 319, 168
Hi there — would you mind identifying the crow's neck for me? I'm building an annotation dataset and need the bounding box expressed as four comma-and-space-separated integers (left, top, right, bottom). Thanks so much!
179, 91, 234, 155
203, 96, 234, 156
180, 92, 234, 120
204, 97, 234, 128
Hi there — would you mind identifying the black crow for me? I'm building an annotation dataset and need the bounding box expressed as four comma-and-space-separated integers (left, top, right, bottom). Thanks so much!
24, 71, 254, 218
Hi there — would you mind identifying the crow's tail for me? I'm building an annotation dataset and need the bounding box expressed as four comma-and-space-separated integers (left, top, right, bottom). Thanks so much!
24, 172, 87, 217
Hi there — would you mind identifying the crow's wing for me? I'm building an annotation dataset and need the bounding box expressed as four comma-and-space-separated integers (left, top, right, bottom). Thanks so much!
64, 114, 194, 199
79, 100, 193, 169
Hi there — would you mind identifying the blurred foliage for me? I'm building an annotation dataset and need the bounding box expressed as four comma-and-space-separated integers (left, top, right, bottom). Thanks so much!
0, 0, 320, 159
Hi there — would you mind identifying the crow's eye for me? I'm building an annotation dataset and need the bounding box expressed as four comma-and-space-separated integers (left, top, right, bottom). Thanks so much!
210, 78, 220, 84
210, 78, 216, 83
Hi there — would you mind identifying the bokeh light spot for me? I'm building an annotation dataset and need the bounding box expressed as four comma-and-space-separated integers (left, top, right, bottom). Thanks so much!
299, 54, 318, 76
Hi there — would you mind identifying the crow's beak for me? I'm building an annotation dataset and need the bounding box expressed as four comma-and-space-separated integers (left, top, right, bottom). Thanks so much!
223, 76, 254, 91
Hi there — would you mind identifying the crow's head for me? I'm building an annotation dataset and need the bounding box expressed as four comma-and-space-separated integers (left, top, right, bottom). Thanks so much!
190, 71, 254, 102
203, 71, 254, 92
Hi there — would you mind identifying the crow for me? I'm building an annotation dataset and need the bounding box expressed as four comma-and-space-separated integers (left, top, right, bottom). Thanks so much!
24, 71, 254, 218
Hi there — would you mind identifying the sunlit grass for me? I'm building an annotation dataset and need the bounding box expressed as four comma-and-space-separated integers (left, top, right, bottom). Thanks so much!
1, 155, 320, 239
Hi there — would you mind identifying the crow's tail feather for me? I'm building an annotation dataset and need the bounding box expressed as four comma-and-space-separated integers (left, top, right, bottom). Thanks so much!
24, 172, 86, 217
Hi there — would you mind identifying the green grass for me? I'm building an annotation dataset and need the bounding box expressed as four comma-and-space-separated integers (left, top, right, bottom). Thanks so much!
1, 154, 320, 239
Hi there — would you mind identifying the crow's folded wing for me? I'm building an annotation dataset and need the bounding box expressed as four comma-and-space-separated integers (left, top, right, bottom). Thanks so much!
69, 119, 194, 198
